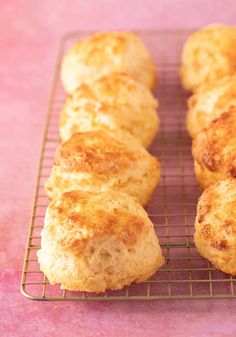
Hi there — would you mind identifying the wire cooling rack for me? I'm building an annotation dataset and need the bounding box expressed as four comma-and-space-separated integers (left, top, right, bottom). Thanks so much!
21, 30, 236, 300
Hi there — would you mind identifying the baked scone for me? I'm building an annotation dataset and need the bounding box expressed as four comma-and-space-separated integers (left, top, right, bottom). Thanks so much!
187, 75, 236, 138
180, 24, 236, 92
37, 190, 165, 292
61, 31, 156, 93
59, 73, 159, 148
192, 111, 236, 189
45, 130, 160, 206
194, 179, 236, 275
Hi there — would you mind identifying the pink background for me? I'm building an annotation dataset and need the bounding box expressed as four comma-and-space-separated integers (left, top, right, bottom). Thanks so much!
1, 1, 236, 336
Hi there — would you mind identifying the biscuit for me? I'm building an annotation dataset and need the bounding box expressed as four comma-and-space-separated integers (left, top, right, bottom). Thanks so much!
45, 130, 160, 206
37, 190, 165, 292
192, 111, 236, 189
61, 32, 156, 93
187, 75, 236, 138
59, 73, 159, 148
180, 24, 236, 92
194, 179, 236, 275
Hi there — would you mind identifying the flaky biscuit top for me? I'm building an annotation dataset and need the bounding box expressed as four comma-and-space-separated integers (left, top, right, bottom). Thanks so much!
195, 179, 236, 251
181, 24, 236, 91
56, 131, 138, 175
59, 72, 159, 148
61, 31, 156, 92
192, 111, 236, 177
43, 190, 151, 253
67, 32, 136, 67
187, 74, 236, 138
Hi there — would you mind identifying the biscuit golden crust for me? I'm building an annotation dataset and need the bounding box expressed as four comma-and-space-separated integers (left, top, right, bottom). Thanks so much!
37, 190, 164, 292
180, 24, 236, 91
194, 179, 236, 275
192, 111, 236, 189
45, 131, 160, 205
186, 75, 236, 138
56, 130, 137, 174
61, 32, 156, 93
59, 73, 159, 148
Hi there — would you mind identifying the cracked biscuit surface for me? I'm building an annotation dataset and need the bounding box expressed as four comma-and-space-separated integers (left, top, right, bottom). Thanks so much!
37, 190, 164, 292
180, 24, 236, 92
60, 73, 159, 148
186, 75, 236, 138
45, 130, 160, 206
192, 111, 236, 189
61, 31, 156, 93
194, 179, 236, 275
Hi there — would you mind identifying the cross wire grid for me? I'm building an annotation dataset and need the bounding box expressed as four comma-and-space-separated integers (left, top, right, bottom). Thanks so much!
21, 30, 236, 301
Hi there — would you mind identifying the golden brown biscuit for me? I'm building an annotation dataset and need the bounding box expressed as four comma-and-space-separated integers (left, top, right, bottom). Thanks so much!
37, 190, 165, 292
187, 75, 236, 138
61, 31, 156, 93
45, 130, 160, 206
194, 179, 236, 275
60, 73, 159, 148
192, 111, 236, 189
180, 24, 236, 92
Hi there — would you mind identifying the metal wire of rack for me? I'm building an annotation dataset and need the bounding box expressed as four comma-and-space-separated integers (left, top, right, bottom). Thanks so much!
21, 30, 236, 300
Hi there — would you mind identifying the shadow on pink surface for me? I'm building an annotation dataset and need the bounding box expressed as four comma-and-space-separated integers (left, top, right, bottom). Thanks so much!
1, 271, 236, 337
0, 272, 236, 337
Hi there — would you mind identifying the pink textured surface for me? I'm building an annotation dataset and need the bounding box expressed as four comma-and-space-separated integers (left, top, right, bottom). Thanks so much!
1, 1, 236, 336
